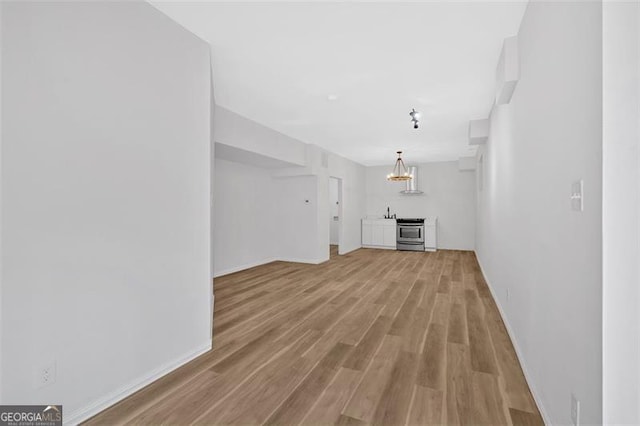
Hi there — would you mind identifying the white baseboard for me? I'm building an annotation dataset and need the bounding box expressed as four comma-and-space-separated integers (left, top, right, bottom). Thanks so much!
213, 255, 335, 278
338, 245, 361, 255
438, 245, 475, 251
214, 258, 278, 278
65, 341, 212, 426
474, 253, 551, 425
361, 245, 396, 250
278, 257, 327, 265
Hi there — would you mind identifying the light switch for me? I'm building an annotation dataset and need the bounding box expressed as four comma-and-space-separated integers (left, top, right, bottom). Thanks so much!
570, 180, 583, 211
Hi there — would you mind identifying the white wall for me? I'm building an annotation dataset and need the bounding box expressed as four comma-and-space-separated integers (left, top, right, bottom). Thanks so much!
602, 1, 640, 423
213, 152, 365, 271
1, 2, 212, 422
327, 151, 367, 256
0, 0, 3, 404
276, 175, 321, 263
274, 146, 367, 263
213, 158, 276, 276
210, 62, 217, 286
214, 106, 306, 167
365, 162, 475, 250
329, 178, 339, 245
475, 2, 602, 424
214, 108, 367, 266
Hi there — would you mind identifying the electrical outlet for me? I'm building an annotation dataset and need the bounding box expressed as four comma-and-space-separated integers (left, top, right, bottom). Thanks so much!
35, 361, 56, 389
571, 393, 580, 426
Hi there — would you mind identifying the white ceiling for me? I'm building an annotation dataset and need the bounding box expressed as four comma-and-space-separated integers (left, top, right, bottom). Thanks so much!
152, 1, 527, 166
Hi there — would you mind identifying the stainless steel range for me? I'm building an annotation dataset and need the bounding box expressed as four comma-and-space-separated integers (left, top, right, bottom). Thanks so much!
396, 218, 425, 251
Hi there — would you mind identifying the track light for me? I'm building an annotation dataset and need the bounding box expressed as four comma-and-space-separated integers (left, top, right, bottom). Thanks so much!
409, 108, 420, 129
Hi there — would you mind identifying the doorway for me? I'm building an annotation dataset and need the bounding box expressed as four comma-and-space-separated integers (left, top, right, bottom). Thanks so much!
329, 176, 343, 257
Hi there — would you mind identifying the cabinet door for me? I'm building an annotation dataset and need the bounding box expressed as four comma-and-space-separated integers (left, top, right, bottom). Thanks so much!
382, 226, 397, 247
362, 224, 373, 245
372, 225, 384, 246
425, 225, 436, 248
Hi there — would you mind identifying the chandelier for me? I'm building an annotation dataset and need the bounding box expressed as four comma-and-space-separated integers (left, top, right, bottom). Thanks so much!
386, 151, 412, 181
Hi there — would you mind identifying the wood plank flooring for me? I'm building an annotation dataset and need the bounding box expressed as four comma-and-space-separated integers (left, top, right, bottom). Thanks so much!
85, 247, 543, 425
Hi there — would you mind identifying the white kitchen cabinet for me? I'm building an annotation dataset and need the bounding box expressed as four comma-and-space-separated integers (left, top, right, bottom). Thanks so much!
362, 219, 396, 249
425, 217, 438, 251
362, 223, 373, 246
383, 225, 396, 247
372, 225, 384, 246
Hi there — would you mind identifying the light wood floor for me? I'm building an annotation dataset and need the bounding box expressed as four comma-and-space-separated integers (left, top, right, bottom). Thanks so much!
85, 247, 543, 425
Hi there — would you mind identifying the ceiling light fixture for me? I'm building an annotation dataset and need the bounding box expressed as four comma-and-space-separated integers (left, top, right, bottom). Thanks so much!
386, 151, 413, 181
409, 108, 420, 129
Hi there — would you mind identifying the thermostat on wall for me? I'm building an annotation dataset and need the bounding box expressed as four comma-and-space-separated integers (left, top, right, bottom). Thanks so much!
570, 180, 583, 212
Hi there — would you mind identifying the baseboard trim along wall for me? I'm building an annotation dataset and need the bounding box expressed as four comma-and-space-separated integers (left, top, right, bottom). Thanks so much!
214, 258, 279, 278
65, 341, 212, 425
278, 257, 328, 265
338, 245, 362, 256
214, 256, 333, 277
361, 245, 397, 250
475, 254, 551, 426
214, 247, 365, 277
